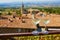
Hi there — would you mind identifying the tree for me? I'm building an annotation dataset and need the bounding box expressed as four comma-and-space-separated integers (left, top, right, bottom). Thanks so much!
7, 12, 12, 15
0, 12, 2, 16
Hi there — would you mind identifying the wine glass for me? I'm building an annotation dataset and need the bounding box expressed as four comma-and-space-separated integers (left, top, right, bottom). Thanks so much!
39, 12, 50, 33
32, 14, 41, 35
43, 19, 50, 30
43, 19, 50, 34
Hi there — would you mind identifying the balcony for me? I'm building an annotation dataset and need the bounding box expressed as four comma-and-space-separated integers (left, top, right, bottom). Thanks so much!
0, 30, 60, 40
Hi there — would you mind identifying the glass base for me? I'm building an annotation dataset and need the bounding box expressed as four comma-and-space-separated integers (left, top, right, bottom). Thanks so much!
32, 30, 39, 35
42, 31, 49, 34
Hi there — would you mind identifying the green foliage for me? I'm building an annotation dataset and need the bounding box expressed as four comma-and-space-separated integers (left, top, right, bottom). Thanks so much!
13, 34, 60, 40
0, 12, 2, 16
0, 7, 60, 16
7, 12, 12, 15
16, 10, 22, 16
32, 7, 60, 14
0, 34, 60, 40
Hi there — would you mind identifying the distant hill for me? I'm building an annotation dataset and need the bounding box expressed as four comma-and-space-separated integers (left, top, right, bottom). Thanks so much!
0, 1, 60, 7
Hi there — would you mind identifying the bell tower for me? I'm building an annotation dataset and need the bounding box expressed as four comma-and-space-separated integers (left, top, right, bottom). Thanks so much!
21, 2, 24, 15
21, 2, 25, 23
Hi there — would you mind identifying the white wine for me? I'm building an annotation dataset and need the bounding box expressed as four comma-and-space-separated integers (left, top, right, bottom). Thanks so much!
43, 19, 50, 25
32, 19, 41, 25
32, 14, 41, 25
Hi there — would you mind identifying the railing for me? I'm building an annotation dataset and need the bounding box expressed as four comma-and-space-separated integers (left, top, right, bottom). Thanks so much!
0, 30, 60, 40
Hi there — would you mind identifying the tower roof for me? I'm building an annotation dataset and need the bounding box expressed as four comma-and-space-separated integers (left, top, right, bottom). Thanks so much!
21, 2, 24, 8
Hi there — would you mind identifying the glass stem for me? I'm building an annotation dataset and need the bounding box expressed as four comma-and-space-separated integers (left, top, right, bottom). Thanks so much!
45, 24, 47, 31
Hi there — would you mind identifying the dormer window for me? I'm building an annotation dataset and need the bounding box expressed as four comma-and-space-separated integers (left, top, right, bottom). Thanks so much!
13, 16, 15, 18
22, 19, 25, 23
9, 19, 13, 22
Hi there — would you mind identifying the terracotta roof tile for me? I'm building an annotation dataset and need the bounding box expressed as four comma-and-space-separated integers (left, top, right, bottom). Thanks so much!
38, 14, 60, 27
0, 19, 37, 29
0, 14, 60, 28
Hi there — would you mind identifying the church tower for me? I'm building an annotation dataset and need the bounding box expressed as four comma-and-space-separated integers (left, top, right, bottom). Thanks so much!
21, 2, 24, 15
21, 2, 25, 23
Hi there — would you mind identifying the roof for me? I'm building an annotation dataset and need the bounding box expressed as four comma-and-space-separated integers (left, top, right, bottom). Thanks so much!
0, 14, 60, 29
38, 14, 60, 28
0, 18, 37, 29
28, 8, 40, 12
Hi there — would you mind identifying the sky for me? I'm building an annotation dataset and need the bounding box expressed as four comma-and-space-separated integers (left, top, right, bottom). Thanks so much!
0, 0, 60, 3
